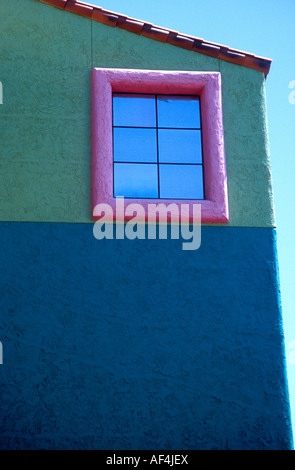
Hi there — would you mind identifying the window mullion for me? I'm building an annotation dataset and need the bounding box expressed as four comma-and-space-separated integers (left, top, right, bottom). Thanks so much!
155, 95, 160, 198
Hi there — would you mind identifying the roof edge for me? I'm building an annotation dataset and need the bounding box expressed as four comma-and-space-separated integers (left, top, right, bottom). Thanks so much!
34, 0, 272, 76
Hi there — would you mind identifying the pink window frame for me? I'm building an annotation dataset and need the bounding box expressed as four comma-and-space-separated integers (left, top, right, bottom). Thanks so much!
91, 68, 228, 224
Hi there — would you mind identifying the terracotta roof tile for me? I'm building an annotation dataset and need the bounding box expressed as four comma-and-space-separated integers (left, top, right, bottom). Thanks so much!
167, 32, 194, 50
65, 0, 93, 17
142, 24, 169, 43
117, 17, 144, 35
34, 0, 272, 76
91, 8, 118, 26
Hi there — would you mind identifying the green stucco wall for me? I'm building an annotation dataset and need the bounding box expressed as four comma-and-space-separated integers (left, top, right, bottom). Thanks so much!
0, 0, 275, 226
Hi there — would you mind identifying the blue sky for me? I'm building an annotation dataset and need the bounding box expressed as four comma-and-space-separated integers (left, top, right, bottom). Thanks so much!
91, 0, 295, 441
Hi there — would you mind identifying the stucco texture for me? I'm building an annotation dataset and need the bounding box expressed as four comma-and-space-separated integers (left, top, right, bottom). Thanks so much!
0, 0, 292, 451
0, 0, 274, 227
0, 222, 292, 450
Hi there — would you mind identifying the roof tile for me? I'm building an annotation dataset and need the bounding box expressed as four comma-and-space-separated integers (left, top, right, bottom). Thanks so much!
35, 0, 272, 76
167, 32, 194, 50
91, 8, 118, 27
141, 24, 169, 43
65, 0, 93, 17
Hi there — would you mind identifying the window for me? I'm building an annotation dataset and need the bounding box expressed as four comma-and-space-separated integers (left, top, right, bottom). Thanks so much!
113, 94, 204, 200
92, 68, 228, 223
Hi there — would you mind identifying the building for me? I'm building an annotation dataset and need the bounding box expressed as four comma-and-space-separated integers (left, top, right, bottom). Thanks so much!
0, 0, 293, 450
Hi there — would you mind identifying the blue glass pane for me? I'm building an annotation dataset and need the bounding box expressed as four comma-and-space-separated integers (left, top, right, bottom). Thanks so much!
113, 128, 157, 163
157, 95, 201, 129
113, 94, 156, 127
114, 163, 158, 198
158, 129, 202, 164
159, 164, 204, 199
